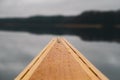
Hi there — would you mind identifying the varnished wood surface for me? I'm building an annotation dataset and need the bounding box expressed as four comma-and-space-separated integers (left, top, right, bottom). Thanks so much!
15, 38, 109, 80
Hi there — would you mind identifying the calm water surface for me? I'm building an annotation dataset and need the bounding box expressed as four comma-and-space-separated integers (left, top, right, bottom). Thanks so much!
0, 31, 120, 80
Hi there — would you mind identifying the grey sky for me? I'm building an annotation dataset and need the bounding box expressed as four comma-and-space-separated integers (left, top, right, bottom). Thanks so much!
0, 0, 120, 18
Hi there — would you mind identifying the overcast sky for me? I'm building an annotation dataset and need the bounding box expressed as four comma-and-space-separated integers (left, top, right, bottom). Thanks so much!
0, 0, 120, 17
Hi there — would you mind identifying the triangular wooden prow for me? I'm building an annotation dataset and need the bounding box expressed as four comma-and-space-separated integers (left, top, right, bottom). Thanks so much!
15, 38, 109, 80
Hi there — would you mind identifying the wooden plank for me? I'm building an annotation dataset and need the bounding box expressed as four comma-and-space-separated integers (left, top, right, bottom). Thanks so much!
15, 37, 109, 80
62, 38, 109, 80
61, 38, 99, 80
29, 38, 91, 80
15, 38, 57, 80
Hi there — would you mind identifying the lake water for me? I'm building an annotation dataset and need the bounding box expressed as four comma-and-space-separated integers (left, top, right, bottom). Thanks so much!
0, 31, 120, 80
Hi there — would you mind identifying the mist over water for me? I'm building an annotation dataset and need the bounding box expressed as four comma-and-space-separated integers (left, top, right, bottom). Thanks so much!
0, 31, 120, 80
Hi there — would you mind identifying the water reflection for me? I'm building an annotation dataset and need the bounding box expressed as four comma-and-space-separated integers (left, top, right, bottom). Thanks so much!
0, 31, 120, 80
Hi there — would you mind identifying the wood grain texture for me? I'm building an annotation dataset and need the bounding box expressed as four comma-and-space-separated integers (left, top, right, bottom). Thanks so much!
15, 38, 109, 80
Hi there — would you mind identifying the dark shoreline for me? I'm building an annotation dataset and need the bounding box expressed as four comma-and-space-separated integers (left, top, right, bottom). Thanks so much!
0, 10, 120, 42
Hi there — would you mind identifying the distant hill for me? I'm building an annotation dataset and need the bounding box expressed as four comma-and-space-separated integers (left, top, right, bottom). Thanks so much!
0, 10, 120, 24
71, 10, 120, 24
0, 10, 120, 42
